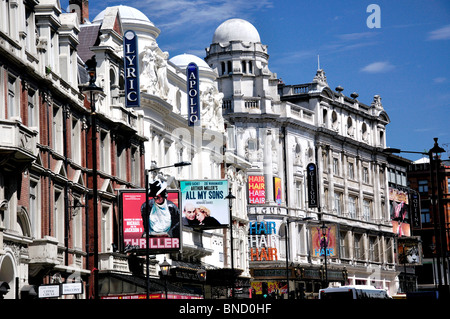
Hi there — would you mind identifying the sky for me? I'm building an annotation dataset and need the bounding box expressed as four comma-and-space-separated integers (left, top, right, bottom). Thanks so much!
61, 0, 450, 162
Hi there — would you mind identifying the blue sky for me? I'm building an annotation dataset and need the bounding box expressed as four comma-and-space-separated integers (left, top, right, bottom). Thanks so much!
62, 0, 450, 161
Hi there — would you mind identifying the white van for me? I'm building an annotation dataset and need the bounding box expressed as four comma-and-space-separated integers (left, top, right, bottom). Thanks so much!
319, 285, 391, 300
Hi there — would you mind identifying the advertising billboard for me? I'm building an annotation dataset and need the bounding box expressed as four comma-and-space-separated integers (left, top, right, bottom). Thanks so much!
310, 224, 338, 259
119, 189, 181, 253
179, 180, 229, 229
397, 236, 422, 266
273, 177, 282, 205
389, 187, 411, 237
248, 175, 265, 204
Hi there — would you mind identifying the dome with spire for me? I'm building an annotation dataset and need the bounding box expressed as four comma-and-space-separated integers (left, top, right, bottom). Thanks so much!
212, 18, 261, 44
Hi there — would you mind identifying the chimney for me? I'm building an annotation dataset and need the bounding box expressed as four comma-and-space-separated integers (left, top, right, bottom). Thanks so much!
68, 0, 90, 24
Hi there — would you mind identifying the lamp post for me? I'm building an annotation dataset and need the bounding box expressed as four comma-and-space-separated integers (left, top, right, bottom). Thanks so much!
384, 137, 448, 298
144, 161, 191, 299
225, 187, 235, 298
160, 257, 171, 299
320, 221, 329, 289
284, 217, 290, 299
81, 68, 103, 299
197, 268, 207, 299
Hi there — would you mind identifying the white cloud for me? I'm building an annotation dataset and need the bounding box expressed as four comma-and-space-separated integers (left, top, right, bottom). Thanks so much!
428, 24, 450, 40
360, 61, 394, 73
433, 77, 447, 83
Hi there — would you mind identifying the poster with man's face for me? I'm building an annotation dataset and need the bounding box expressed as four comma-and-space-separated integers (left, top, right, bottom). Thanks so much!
120, 189, 181, 253
179, 180, 229, 229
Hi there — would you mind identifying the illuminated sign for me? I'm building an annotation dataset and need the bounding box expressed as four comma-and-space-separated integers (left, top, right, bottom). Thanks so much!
187, 62, 200, 126
248, 175, 265, 204
249, 221, 279, 261
123, 30, 140, 107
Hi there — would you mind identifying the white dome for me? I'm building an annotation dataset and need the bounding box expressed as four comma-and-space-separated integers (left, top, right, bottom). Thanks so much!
212, 18, 261, 44
170, 54, 210, 70
93, 5, 154, 26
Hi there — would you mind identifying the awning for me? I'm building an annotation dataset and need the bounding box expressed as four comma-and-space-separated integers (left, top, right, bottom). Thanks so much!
99, 273, 201, 298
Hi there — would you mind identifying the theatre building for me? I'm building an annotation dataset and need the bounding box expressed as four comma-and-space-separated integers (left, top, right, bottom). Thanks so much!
205, 18, 398, 298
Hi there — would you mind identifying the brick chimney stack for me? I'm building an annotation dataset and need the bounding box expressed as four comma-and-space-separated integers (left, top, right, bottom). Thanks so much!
68, 0, 90, 24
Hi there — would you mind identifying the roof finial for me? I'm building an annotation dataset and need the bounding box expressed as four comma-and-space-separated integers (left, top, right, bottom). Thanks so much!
317, 55, 320, 70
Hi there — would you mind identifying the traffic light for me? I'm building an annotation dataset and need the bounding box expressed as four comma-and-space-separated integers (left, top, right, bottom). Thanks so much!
262, 282, 268, 298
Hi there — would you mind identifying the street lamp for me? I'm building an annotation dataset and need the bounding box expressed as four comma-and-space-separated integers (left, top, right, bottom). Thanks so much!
160, 257, 171, 299
384, 137, 448, 298
283, 217, 290, 299
320, 222, 329, 289
144, 161, 191, 299
197, 268, 207, 299
225, 187, 235, 298
81, 68, 103, 299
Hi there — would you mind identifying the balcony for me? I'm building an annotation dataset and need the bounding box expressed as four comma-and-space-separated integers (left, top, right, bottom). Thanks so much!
99, 252, 131, 274
28, 236, 60, 277
0, 120, 37, 172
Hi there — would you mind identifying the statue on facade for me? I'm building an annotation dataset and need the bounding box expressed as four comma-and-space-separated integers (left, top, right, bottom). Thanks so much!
200, 83, 224, 131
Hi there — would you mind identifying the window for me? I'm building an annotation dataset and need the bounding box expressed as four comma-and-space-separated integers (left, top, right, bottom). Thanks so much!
385, 238, 394, 264
354, 234, 362, 260
28, 88, 38, 128
25, 6, 35, 52
101, 205, 112, 253
8, 75, 18, 119
421, 208, 431, 224
29, 178, 40, 238
388, 168, 395, 183
116, 141, 126, 180
130, 146, 140, 185
418, 180, 428, 193
369, 237, 379, 262
227, 61, 232, 74
363, 199, 371, 221
71, 195, 83, 250
54, 188, 65, 244
52, 106, 64, 154
363, 167, 369, 184
100, 131, 111, 173
339, 231, 348, 259
348, 196, 357, 219
71, 118, 81, 164
348, 162, 354, 179
333, 158, 339, 175
334, 192, 342, 215
295, 180, 303, 208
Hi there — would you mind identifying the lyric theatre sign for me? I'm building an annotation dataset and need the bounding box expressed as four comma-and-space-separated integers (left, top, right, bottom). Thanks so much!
249, 221, 279, 261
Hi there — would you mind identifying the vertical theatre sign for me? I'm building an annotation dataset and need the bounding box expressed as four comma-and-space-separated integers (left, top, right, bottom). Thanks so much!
123, 30, 140, 108
307, 163, 318, 208
187, 62, 200, 126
